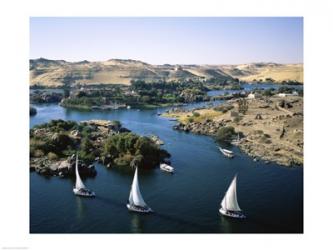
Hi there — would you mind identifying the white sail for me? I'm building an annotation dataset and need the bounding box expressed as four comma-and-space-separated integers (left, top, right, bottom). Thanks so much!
75, 154, 86, 190
129, 167, 147, 207
221, 175, 241, 211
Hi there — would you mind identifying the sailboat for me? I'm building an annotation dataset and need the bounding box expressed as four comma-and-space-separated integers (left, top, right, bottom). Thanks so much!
127, 167, 153, 213
73, 154, 95, 197
219, 174, 245, 219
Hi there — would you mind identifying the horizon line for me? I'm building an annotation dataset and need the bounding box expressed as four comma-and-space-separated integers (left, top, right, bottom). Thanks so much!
29, 57, 303, 65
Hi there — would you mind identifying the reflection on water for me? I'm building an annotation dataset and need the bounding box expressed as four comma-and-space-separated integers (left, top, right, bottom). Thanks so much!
75, 196, 85, 220
219, 215, 235, 233
130, 214, 143, 233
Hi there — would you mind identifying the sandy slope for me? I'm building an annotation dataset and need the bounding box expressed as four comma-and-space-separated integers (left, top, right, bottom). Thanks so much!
30, 58, 303, 87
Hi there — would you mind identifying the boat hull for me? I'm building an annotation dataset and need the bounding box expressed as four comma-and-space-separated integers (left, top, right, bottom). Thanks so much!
73, 188, 96, 198
219, 208, 246, 219
160, 164, 174, 173
219, 148, 234, 158
127, 204, 153, 213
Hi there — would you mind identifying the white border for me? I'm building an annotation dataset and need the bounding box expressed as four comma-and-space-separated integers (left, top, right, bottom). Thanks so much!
1, 0, 333, 249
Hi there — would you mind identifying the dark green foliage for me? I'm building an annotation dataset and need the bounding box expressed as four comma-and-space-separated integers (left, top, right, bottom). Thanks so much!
102, 132, 170, 169
214, 104, 234, 113
216, 126, 236, 143
79, 136, 96, 162
265, 78, 275, 82
31, 119, 170, 168
193, 112, 200, 117
263, 88, 275, 96
61, 79, 212, 109
30, 106, 37, 116
278, 86, 295, 94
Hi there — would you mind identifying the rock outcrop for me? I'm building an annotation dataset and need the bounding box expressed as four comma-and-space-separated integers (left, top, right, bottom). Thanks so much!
30, 154, 97, 178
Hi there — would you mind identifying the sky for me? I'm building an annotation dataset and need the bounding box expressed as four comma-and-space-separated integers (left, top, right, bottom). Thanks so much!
30, 17, 303, 65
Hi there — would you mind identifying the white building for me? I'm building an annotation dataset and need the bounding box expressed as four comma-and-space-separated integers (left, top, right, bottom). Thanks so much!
247, 92, 258, 99
277, 91, 299, 97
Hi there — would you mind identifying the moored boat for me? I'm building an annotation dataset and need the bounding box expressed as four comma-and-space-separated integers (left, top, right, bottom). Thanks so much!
160, 163, 174, 173
127, 167, 153, 213
219, 174, 245, 219
219, 147, 234, 158
231, 133, 241, 145
73, 154, 95, 197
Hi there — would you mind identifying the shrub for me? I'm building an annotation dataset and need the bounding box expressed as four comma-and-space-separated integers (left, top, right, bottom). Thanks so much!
33, 149, 44, 157
233, 115, 243, 123
193, 112, 200, 117
79, 137, 96, 162
216, 126, 236, 143
47, 152, 58, 160
214, 104, 233, 113
263, 88, 274, 97
102, 132, 170, 169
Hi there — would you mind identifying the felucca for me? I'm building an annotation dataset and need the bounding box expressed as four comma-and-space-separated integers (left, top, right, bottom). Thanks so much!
73, 154, 95, 197
127, 167, 153, 213
219, 174, 245, 219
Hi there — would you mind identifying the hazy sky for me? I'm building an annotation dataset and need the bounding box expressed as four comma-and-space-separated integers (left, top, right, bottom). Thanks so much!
30, 17, 303, 64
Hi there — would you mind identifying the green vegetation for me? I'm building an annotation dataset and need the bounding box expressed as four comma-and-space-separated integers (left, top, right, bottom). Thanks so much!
30, 119, 170, 169
214, 104, 234, 113
130, 79, 209, 104
193, 112, 200, 117
215, 126, 236, 143
263, 88, 275, 97
60, 80, 211, 110
102, 132, 170, 169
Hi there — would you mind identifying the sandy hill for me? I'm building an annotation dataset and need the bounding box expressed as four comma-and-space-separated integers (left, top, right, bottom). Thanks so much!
220, 63, 303, 83
30, 58, 303, 87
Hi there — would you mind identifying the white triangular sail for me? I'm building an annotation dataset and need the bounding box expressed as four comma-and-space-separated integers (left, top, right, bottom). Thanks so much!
129, 167, 147, 207
221, 175, 241, 211
75, 154, 86, 190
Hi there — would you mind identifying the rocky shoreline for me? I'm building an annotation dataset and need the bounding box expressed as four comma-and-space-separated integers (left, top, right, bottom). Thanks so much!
30, 119, 170, 178
30, 154, 97, 178
164, 95, 303, 167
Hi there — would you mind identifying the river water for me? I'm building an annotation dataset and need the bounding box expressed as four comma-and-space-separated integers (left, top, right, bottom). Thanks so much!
30, 86, 303, 233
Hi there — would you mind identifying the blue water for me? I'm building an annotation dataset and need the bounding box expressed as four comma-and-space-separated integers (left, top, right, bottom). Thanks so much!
30, 100, 303, 233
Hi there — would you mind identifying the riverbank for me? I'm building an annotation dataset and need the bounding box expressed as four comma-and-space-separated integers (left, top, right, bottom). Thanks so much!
163, 95, 303, 167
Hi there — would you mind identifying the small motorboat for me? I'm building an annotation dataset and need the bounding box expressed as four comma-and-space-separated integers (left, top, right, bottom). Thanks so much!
73, 154, 95, 198
219, 147, 234, 158
160, 163, 174, 173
